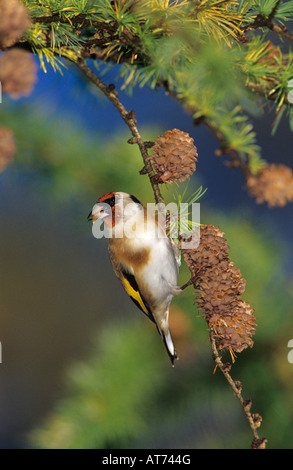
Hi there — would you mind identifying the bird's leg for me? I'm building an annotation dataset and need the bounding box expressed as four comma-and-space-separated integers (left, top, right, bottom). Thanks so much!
180, 264, 212, 291
180, 276, 197, 291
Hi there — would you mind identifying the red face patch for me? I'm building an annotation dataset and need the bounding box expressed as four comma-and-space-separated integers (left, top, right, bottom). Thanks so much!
98, 192, 115, 203
96, 192, 121, 228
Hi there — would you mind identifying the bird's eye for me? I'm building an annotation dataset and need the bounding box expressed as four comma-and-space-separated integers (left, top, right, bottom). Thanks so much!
100, 209, 104, 213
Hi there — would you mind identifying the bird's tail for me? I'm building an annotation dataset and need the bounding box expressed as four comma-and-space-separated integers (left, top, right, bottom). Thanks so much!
162, 328, 178, 367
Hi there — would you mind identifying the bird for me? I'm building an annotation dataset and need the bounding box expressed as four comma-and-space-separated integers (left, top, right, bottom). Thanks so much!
88, 191, 182, 366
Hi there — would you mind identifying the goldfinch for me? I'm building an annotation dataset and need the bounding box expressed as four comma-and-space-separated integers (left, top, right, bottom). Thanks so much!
88, 191, 181, 366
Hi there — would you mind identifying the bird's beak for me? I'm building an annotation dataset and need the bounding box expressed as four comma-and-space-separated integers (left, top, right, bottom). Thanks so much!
87, 211, 93, 222
87, 203, 110, 223
87, 210, 99, 223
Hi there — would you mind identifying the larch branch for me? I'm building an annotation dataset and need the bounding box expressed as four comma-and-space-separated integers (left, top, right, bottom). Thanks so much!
75, 59, 163, 204
209, 330, 267, 449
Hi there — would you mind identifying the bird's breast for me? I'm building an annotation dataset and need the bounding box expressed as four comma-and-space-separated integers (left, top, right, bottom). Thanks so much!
109, 237, 151, 271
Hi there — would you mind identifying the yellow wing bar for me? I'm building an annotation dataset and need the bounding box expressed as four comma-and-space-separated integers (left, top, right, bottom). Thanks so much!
122, 276, 149, 315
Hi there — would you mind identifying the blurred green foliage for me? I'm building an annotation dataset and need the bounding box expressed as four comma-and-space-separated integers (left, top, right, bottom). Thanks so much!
28, 208, 293, 448
1, 0, 293, 450
0, 103, 155, 203
20, 0, 293, 175
3, 102, 292, 449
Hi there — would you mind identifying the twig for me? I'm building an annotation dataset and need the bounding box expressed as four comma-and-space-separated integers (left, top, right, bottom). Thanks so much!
269, 23, 293, 42
243, 0, 293, 42
159, 81, 251, 177
268, 0, 282, 21
75, 59, 163, 204
209, 330, 267, 449
247, 81, 291, 106
74, 56, 266, 450
245, 17, 293, 42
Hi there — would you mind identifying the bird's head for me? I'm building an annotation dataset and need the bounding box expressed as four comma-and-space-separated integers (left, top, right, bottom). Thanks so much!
88, 192, 143, 229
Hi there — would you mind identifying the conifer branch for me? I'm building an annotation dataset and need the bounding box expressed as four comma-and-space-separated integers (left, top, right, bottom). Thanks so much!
74, 64, 263, 447
209, 330, 267, 449
182, 222, 266, 448
74, 59, 163, 204
244, 17, 293, 42
247, 81, 291, 106
243, 0, 293, 42
69, 58, 267, 448
269, 24, 293, 42
159, 81, 251, 177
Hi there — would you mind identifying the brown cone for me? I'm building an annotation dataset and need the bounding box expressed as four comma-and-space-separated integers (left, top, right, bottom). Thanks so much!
247, 164, 293, 207
0, 126, 16, 172
0, 49, 37, 99
147, 129, 198, 184
183, 224, 256, 354
0, 0, 31, 48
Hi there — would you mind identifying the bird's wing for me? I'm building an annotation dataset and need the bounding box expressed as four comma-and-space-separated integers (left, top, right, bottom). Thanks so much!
108, 247, 156, 324
116, 266, 177, 365
120, 269, 156, 324
169, 237, 181, 268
